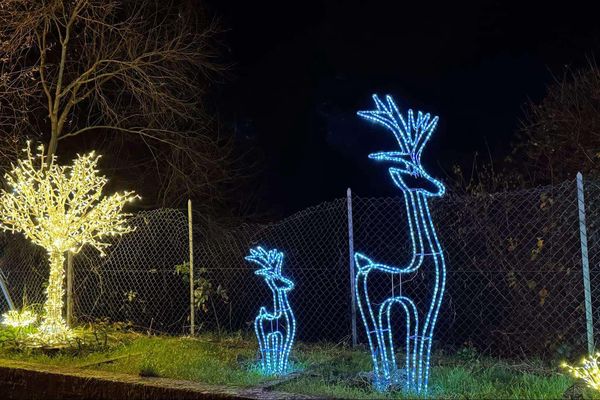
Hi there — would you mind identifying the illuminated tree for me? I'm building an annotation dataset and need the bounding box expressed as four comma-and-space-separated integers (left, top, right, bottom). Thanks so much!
0, 143, 137, 340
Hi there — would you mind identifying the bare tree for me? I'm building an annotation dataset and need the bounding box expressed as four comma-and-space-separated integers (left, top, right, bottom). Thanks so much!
0, 0, 247, 210
0, 133, 21, 176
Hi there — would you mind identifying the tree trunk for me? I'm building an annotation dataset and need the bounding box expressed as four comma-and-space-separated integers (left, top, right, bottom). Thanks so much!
40, 251, 67, 333
47, 132, 59, 159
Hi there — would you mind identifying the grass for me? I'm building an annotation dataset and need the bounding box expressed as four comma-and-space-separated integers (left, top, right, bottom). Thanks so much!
275, 343, 578, 399
0, 326, 594, 399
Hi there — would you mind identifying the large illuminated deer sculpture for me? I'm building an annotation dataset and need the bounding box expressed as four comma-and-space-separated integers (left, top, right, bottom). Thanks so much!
246, 246, 296, 375
355, 94, 446, 393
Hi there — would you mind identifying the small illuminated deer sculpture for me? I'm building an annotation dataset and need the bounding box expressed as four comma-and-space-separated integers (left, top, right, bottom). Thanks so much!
355, 94, 446, 393
246, 246, 296, 375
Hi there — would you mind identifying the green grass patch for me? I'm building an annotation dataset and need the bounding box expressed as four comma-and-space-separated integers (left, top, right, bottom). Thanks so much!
0, 326, 591, 399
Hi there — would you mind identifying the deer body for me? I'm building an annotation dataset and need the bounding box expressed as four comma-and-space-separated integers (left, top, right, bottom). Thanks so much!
246, 247, 296, 375
355, 95, 447, 393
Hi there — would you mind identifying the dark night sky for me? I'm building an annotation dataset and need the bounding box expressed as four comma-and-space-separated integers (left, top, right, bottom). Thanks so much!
205, 0, 600, 214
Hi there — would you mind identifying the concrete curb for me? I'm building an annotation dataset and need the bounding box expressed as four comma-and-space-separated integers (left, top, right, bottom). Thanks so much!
0, 359, 318, 400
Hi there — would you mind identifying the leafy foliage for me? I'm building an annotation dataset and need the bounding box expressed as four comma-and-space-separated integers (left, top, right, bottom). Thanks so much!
175, 261, 229, 332
514, 62, 600, 184
451, 61, 600, 194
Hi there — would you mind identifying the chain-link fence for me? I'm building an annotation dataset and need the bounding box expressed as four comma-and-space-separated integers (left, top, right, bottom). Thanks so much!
0, 235, 47, 311
73, 209, 190, 333
194, 199, 350, 342
0, 209, 190, 334
0, 178, 597, 359
194, 178, 593, 359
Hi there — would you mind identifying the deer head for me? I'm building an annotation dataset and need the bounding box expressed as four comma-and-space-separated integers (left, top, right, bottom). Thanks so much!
246, 246, 294, 291
357, 94, 445, 197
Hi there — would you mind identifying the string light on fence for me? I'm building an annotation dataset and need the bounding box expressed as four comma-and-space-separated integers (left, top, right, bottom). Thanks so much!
0, 142, 138, 343
245, 246, 296, 375
354, 94, 447, 393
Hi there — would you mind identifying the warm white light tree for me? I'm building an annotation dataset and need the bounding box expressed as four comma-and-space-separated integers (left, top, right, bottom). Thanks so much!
0, 142, 138, 341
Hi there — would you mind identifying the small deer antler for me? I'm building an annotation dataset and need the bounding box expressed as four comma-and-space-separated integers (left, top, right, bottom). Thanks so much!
245, 246, 284, 276
357, 94, 439, 167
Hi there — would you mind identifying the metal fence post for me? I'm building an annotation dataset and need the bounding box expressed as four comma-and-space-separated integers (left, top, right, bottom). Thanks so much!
66, 252, 73, 327
0, 269, 15, 310
347, 188, 358, 347
188, 199, 195, 336
577, 172, 595, 355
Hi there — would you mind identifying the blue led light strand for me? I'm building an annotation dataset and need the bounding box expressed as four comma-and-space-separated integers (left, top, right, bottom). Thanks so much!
355, 94, 447, 394
246, 246, 296, 375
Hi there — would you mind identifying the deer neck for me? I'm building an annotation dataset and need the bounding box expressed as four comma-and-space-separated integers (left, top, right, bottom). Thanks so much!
412, 191, 445, 280
401, 191, 442, 268
404, 191, 427, 264
277, 290, 290, 316
269, 286, 285, 316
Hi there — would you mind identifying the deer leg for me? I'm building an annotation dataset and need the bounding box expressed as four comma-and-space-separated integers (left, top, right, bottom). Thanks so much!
414, 196, 446, 393
377, 301, 395, 388
268, 330, 284, 374
413, 256, 445, 393
254, 313, 268, 372
356, 270, 388, 386
380, 296, 419, 391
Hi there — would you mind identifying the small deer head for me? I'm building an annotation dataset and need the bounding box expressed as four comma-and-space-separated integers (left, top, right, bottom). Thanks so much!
246, 246, 294, 291
357, 94, 445, 197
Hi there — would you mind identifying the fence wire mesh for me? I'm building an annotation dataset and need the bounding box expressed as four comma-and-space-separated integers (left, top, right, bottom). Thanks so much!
0, 209, 190, 334
73, 209, 189, 333
352, 179, 583, 359
0, 178, 596, 359
193, 199, 350, 342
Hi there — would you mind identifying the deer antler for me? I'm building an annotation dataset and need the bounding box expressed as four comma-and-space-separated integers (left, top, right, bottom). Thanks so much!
357, 94, 439, 167
245, 246, 284, 276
